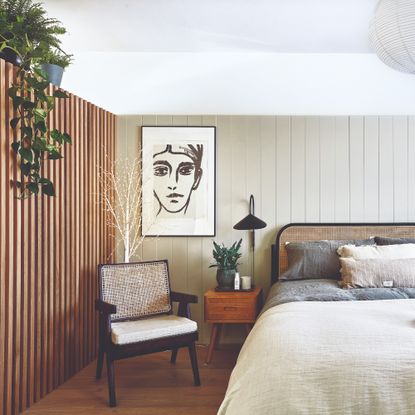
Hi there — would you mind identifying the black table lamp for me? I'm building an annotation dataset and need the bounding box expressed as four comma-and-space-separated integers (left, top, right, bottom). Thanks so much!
233, 195, 266, 286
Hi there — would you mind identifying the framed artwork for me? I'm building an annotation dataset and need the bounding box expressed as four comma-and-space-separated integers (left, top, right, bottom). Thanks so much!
141, 126, 216, 236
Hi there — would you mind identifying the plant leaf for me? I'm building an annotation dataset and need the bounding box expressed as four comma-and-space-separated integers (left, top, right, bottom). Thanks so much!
20, 162, 31, 176
33, 109, 47, 125
48, 150, 62, 160
27, 182, 39, 195
33, 67, 48, 80
32, 138, 47, 151
11, 141, 20, 153
34, 121, 47, 133
22, 126, 33, 139
10, 117, 20, 129
8, 86, 17, 98
19, 148, 33, 163
22, 100, 36, 109
53, 90, 68, 99
50, 129, 62, 143
62, 133, 72, 144
12, 96, 23, 110
42, 182, 55, 197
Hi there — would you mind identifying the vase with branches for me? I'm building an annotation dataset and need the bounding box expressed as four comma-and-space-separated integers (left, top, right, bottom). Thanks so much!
99, 156, 154, 263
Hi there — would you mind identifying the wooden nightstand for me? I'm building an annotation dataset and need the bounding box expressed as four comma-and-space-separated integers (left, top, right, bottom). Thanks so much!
204, 286, 263, 364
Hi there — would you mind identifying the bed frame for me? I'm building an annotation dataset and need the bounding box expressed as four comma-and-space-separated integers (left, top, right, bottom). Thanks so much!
270, 222, 415, 285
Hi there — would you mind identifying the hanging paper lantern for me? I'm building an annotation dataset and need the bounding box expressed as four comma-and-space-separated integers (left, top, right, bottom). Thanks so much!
369, 0, 415, 74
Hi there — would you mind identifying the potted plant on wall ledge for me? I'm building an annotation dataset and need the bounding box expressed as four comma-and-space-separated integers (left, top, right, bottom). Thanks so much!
0, 0, 68, 59
0, 0, 73, 198
39, 48, 73, 87
210, 239, 242, 290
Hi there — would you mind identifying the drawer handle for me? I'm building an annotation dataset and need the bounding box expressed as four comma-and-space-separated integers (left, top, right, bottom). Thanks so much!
224, 306, 237, 311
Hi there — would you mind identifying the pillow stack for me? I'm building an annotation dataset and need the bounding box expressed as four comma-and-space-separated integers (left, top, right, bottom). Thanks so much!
338, 243, 415, 288
280, 238, 375, 281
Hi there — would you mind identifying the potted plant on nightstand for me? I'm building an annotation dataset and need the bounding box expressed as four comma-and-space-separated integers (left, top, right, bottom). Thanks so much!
209, 239, 242, 290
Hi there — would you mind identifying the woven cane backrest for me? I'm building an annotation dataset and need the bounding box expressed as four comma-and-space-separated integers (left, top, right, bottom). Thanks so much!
275, 223, 415, 281
99, 260, 171, 322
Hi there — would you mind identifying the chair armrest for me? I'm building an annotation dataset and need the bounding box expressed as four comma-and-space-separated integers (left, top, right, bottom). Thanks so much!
95, 299, 117, 315
96, 300, 116, 344
170, 291, 198, 304
171, 292, 198, 319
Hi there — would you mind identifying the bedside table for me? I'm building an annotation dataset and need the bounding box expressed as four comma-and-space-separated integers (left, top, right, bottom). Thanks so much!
204, 286, 263, 364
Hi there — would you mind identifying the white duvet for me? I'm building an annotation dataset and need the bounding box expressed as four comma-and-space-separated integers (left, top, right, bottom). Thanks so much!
218, 299, 415, 415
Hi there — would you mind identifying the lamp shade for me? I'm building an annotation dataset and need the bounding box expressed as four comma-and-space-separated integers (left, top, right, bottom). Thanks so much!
233, 213, 266, 230
369, 0, 415, 74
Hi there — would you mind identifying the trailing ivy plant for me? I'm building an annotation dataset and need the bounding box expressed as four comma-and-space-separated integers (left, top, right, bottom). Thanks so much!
8, 63, 71, 198
0, 0, 72, 198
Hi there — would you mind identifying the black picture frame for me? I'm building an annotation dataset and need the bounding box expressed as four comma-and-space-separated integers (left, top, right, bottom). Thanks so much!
141, 126, 216, 237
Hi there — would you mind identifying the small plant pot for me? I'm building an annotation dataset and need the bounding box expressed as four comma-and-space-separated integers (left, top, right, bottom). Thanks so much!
0, 47, 22, 66
40, 63, 64, 87
216, 269, 236, 290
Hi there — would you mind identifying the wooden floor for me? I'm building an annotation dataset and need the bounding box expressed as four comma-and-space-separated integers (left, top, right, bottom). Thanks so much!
23, 344, 240, 415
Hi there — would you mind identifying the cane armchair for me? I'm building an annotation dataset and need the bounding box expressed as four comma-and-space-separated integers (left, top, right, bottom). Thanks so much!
95, 260, 200, 407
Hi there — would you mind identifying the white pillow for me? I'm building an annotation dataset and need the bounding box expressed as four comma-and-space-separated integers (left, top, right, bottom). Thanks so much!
337, 243, 415, 260
340, 257, 415, 288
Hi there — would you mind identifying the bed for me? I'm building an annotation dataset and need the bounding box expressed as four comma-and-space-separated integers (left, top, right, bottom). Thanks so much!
218, 223, 415, 415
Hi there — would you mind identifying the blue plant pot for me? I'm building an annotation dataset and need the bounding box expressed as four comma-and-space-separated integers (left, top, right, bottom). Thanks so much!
40, 63, 64, 87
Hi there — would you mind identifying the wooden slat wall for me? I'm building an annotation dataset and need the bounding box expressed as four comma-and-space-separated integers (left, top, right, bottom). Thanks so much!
0, 59, 115, 415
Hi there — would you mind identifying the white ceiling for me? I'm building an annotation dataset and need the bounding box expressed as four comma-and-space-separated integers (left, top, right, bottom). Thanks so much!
44, 0, 376, 53
41, 0, 415, 115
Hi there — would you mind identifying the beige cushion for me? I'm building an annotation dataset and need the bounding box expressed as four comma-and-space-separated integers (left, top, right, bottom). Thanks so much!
340, 257, 415, 288
111, 315, 197, 345
337, 243, 415, 260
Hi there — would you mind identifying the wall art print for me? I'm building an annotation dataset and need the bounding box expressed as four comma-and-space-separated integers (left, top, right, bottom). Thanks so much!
141, 126, 216, 236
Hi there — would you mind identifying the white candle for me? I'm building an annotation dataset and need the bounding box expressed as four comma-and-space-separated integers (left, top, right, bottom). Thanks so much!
241, 276, 252, 290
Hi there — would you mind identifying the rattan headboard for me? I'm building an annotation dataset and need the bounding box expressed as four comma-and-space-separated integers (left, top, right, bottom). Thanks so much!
270, 223, 415, 284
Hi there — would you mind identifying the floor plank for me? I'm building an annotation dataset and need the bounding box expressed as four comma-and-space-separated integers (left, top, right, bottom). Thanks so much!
23, 344, 240, 415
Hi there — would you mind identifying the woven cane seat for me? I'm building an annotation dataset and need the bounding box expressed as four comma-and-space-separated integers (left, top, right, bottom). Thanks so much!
111, 315, 197, 345
100, 261, 171, 321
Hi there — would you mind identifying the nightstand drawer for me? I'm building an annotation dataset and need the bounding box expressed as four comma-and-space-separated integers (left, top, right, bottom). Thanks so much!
204, 287, 263, 323
205, 302, 256, 321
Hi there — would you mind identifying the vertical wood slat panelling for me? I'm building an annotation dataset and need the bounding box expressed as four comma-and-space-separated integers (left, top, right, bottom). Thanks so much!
117, 113, 415, 344
0, 60, 115, 415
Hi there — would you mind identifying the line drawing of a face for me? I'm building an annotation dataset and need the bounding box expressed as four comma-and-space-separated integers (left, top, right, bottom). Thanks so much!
153, 144, 203, 215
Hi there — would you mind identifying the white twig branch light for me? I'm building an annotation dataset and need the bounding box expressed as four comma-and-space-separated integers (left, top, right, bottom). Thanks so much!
98, 155, 153, 263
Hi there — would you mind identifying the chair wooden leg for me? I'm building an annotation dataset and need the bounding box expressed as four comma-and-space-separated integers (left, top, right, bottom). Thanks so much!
96, 344, 105, 379
106, 353, 116, 407
171, 348, 178, 364
188, 342, 201, 386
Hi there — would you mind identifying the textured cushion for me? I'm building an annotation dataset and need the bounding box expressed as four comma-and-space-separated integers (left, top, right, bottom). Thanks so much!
338, 243, 415, 260
111, 315, 197, 345
280, 238, 375, 281
375, 236, 415, 245
340, 258, 415, 288
100, 261, 171, 321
